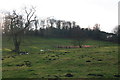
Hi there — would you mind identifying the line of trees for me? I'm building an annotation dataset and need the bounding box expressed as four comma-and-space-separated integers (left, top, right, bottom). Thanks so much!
1, 8, 119, 53
13, 17, 117, 43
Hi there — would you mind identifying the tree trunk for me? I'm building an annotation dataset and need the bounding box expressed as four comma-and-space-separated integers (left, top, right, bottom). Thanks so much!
13, 34, 21, 53
14, 43, 20, 53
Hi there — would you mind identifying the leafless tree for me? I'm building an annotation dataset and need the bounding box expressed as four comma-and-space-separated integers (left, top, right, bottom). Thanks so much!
2, 7, 36, 53
113, 25, 120, 36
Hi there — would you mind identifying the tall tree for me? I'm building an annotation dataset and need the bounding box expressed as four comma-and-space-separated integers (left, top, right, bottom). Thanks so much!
3, 7, 36, 53
56, 20, 61, 29
72, 21, 76, 28
113, 25, 120, 43
34, 16, 39, 36
49, 18, 55, 28
113, 25, 120, 36
71, 25, 86, 48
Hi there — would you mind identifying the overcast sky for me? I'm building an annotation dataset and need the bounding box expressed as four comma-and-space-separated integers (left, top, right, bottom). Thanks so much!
0, 0, 119, 33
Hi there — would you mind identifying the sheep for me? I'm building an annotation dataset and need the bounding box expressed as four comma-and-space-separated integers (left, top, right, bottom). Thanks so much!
19, 52, 29, 55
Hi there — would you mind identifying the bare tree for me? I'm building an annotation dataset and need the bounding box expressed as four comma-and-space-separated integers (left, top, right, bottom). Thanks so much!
3, 7, 36, 53
34, 16, 39, 35
56, 20, 61, 29
113, 25, 120, 43
72, 26, 86, 48
113, 25, 120, 36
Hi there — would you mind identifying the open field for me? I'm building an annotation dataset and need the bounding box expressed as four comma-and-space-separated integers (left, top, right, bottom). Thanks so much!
2, 36, 119, 78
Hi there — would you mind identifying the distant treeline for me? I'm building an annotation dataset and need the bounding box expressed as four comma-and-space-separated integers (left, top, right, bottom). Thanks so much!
25, 19, 118, 43
3, 17, 119, 44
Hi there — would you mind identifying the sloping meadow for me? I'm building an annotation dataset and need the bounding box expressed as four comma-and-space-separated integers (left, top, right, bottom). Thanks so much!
2, 36, 119, 78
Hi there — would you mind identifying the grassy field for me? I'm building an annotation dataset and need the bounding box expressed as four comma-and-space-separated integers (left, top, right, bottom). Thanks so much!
2, 36, 119, 78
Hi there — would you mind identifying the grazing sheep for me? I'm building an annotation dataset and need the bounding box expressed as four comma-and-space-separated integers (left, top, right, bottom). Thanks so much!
40, 49, 44, 52
19, 52, 29, 55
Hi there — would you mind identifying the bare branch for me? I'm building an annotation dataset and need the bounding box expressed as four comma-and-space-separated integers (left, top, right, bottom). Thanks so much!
28, 8, 36, 21
15, 7, 36, 34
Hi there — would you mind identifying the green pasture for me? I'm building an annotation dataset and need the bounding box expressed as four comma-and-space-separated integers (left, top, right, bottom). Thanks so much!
2, 36, 119, 78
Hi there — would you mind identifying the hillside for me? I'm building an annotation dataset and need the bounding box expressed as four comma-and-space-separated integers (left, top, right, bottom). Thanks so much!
2, 36, 119, 78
